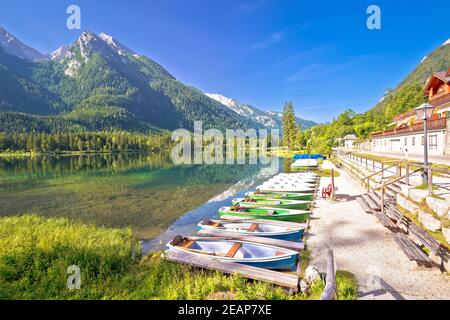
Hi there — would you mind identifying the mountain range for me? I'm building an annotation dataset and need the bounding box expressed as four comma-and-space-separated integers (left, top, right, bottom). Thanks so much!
205, 93, 316, 129
0, 27, 316, 133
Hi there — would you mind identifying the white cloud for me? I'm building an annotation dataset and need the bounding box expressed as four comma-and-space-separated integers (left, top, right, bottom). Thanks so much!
251, 32, 284, 50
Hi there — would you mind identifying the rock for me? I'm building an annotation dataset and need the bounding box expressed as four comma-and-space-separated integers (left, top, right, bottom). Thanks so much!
305, 265, 320, 284
418, 210, 441, 232
409, 189, 429, 203
397, 194, 419, 215
400, 185, 412, 197
442, 227, 450, 245
426, 197, 450, 217
299, 280, 309, 295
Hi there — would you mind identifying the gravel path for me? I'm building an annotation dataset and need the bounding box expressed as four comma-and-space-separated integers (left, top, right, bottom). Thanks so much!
307, 163, 450, 300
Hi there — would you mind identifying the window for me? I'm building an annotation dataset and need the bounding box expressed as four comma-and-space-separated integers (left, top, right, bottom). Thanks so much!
412, 137, 415, 146
429, 134, 438, 151
404, 137, 407, 146
421, 136, 424, 146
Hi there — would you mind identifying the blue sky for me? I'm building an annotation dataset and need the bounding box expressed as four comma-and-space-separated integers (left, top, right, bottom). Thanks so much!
1, 0, 449, 122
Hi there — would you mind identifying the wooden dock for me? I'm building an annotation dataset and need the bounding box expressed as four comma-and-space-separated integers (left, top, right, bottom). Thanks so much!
163, 249, 300, 291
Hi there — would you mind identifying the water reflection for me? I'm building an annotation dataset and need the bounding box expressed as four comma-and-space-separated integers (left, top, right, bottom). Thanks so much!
0, 153, 281, 240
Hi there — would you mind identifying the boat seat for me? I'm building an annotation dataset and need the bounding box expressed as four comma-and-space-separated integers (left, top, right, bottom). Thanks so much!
225, 242, 242, 258
181, 240, 194, 248
247, 223, 259, 232
210, 222, 221, 228
275, 251, 285, 256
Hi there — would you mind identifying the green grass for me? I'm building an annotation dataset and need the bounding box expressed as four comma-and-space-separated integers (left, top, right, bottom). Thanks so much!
318, 169, 341, 177
335, 271, 358, 300
0, 214, 335, 300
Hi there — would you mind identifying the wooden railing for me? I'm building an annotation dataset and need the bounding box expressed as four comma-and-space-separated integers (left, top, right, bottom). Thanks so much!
430, 92, 450, 107
336, 151, 450, 199
371, 118, 447, 138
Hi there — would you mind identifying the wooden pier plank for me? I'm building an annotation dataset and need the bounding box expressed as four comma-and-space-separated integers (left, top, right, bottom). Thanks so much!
163, 249, 300, 290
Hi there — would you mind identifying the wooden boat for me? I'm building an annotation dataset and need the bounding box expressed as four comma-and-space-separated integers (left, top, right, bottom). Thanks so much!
245, 191, 314, 201
232, 197, 310, 210
291, 159, 319, 170
219, 206, 310, 222
268, 179, 317, 185
197, 219, 304, 241
257, 184, 316, 193
167, 236, 299, 270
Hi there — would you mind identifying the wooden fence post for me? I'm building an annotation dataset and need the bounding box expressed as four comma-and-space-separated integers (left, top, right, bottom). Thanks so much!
372, 160, 375, 173
320, 249, 336, 300
406, 163, 409, 186
428, 168, 433, 196
381, 187, 385, 214
381, 163, 384, 179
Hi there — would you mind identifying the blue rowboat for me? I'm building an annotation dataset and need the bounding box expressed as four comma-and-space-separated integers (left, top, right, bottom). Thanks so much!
167, 236, 298, 270
197, 219, 304, 242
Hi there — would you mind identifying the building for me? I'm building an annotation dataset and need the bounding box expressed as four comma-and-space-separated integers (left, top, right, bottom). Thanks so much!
343, 134, 357, 150
371, 68, 450, 156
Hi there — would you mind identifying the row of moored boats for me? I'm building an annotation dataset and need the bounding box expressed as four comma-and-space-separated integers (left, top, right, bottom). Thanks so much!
165, 172, 319, 270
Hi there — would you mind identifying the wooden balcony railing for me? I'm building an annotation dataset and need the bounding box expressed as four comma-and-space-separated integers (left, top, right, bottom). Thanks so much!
430, 92, 450, 107
371, 118, 447, 138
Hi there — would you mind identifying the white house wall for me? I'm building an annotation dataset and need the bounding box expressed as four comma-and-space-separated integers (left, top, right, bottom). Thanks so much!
371, 130, 446, 156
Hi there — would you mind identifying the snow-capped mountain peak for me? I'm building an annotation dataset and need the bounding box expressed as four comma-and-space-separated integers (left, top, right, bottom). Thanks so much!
205, 93, 239, 109
205, 93, 317, 129
51, 45, 70, 61
442, 38, 450, 46
0, 26, 48, 61
56, 31, 141, 77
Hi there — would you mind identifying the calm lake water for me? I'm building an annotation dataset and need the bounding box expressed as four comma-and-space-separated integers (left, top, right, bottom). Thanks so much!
0, 153, 284, 242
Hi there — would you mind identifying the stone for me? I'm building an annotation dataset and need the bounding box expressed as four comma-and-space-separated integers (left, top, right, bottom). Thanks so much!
299, 280, 309, 295
443, 227, 450, 245
418, 210, 441, 232
426, 197, 450, 217
409, 189, 429, 203
305, 265, 320, 284
397, 194, 419, 215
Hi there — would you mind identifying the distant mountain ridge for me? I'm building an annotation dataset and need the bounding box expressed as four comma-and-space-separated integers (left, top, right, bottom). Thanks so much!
0, 28, 267, 133
0, 27, 48, 61
205, 93, 317, 129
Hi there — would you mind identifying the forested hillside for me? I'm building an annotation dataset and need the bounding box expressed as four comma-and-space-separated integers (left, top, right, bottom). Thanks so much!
0, 29, 257, 135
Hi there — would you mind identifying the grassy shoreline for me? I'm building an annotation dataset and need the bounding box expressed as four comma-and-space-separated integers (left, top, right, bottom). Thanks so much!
0, 149, 170, 158
0, 214, 357, 300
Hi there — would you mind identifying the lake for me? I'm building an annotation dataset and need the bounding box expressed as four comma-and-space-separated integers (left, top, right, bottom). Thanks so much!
0, 153, 284, 242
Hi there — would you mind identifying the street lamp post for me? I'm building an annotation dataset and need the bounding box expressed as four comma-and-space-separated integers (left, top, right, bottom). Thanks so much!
415, 103, 435, 185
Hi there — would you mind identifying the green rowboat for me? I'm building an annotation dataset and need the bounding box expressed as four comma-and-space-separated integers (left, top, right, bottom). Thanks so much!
232, 198, 311, 210
219, 206, 310, 222
245, 191, 314, 201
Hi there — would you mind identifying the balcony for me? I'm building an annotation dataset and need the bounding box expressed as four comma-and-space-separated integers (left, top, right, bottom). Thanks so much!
430, 92, 450, 107
371, 118, 447, 138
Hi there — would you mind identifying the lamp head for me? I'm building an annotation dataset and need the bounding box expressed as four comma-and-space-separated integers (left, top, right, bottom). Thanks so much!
415, 103, 435, 120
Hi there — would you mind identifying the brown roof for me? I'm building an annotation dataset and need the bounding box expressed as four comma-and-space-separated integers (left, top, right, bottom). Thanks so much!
392, 109, 416, 122
424, 68, 450, 95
